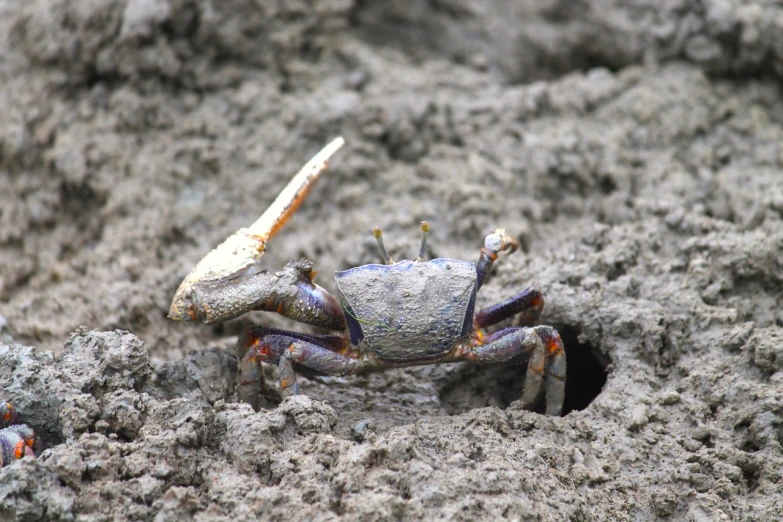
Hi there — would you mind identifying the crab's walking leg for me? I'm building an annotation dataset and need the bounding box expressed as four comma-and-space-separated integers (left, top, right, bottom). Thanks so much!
539, 328, 567, 416
474, 286, 544, 328
457, 326, 566, 416
278, 354, 298, 397
0, 425, 37, 467
475, 229, 519, 291
238, 327, 350, 407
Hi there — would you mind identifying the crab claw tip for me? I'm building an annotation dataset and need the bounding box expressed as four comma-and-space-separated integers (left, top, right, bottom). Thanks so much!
168, 291, 195, 322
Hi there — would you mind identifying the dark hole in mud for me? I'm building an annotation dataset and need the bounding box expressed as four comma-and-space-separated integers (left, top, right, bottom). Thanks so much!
438, 325, 608, 416
741, 463, 761, 491
599, 175, 618, 195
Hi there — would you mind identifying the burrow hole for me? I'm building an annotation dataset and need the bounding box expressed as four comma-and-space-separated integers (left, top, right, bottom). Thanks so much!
438, 325, 609, 416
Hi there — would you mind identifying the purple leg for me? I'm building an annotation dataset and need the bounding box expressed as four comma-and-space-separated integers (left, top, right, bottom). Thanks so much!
456, 325, 566, 415
273, 335, 365, 396
474, 286, 544, 328
238, 327, 359, 408
237, 326, 346, 409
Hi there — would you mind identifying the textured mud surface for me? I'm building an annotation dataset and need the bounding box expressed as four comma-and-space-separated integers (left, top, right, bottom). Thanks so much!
1, 1, 782, 520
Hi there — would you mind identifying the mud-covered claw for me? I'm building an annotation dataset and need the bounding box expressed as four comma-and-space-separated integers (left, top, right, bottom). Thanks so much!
169, 137, 345, 324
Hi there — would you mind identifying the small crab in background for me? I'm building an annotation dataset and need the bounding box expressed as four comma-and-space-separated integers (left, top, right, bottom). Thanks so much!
169, 138, 566, 415
0, 402, 39, 468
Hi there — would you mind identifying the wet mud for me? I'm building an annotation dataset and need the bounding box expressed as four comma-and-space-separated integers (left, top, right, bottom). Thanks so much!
1, 1, 782, 520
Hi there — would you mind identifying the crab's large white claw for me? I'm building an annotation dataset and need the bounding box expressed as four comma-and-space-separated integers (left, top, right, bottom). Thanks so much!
168, 137, 345, 322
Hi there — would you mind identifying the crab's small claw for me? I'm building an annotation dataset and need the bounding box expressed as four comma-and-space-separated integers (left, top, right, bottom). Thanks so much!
168, 291, 197, 322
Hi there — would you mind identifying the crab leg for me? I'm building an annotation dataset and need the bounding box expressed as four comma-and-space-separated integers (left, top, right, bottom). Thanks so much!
454, 326, 566, 416
169, 137, 345, 324
0, 425, 38, 467
239, 324, 565, 415
240, 331, 361, 401
238, 326, 348, 407
474, 286, 544, 328
543, 332, 567, 415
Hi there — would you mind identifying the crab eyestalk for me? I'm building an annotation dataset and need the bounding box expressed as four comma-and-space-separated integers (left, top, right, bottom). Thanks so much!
484, 228, 518, 256
417, 221, 429, 262
373, 227, 394, 265
475, 228, 519, 292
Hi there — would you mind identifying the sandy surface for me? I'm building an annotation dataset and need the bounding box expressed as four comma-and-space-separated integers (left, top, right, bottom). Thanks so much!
1, 1, 782, 520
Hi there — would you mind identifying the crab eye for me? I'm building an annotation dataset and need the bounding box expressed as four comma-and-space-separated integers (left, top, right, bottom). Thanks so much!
484, 234, 502, 252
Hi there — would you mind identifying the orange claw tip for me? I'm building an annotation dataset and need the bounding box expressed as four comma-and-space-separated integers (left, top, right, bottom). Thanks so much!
167, 300, 187, 321
167, 297, 197, 322
373, 227, 382, 238
420, 221, 429, 232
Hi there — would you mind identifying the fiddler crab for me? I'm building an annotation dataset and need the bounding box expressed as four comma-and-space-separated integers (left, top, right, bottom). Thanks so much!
169, 137, 566, 415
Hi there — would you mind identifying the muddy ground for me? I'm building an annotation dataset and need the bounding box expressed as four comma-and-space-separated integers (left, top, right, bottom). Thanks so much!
1, 1, 782, 520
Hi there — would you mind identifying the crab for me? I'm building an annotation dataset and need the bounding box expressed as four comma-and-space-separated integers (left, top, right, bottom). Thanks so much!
169, 137, 566, 415
0, 402, 39, 468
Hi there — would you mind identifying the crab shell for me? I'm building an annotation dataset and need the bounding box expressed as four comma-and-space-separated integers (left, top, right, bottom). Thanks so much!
334, 258, 477, 360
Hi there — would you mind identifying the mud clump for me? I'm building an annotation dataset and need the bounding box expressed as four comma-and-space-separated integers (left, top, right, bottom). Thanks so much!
1, 0, 783, 520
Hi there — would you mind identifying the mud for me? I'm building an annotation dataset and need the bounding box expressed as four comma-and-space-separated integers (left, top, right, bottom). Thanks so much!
1, 1, 782, 520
